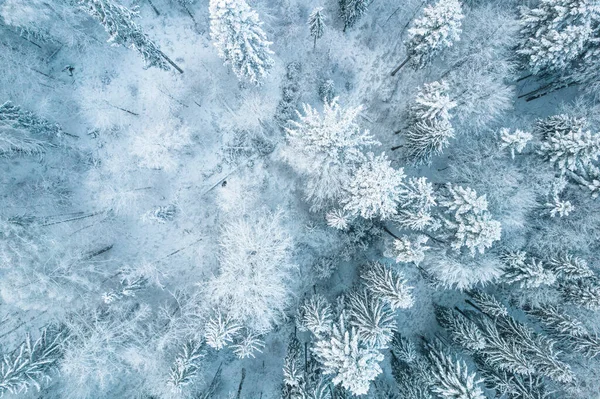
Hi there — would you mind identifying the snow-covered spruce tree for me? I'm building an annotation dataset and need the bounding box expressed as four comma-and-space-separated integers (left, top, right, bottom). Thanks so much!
398, 81, 456, 165
208, 211, 295, 332
284, 99, 378, 210
0, 326, 66, 396
438, 184, 502, 256
308, 7, 326, 49
78, 0, 182, 72
360, 262, 414, 310
517, 0, 600, 75
166, 341, 205, 393
423, 339, 486, 399
391, 0, 463, 75
347, 290, 397, 349
209, 0, 274, 84
312, 313, 384, 395
527, 304, 600, 359
297, 294, 334, 338
339, 0, 370, 32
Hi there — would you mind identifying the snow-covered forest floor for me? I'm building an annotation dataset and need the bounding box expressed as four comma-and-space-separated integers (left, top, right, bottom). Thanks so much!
2, 0, 600, 398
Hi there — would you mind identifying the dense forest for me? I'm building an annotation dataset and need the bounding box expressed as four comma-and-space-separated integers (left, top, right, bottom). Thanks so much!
1, 0, 600, 398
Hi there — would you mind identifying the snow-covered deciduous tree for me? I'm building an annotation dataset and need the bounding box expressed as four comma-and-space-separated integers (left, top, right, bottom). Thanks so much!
209, 211, 296, 332
360, 262, 414, 310
166, 341, 205, 392
499, 128, 532, 159
204, 309, 242, 350
347, 290, 397, 349
284, 99, 378, 210
312, 314, 384, 395
517, 0, 600, 75
392, 0, 464, 75
308, 7, 326, 49
78, 0, 182, 72
0, 326, 66, 396
339, 0, 370, 32
439, 185, 502, 255
384, 235, 430, 265
400, 81, 456, 165
341, 153, 405, 220
209, 0, 274, 84
424, 340, 486, 399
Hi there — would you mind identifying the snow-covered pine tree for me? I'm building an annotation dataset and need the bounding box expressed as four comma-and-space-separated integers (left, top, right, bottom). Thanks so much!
284, 99, 378, 210
78, 0, 182, 72
308, 7, 326, 49
392, 0, 464, 75
0, 101, 63, 137
439, 184, 502, 255
423, 339, 486, 399
527, 304, 600, 359
282, 333, 303, 389
501, 255, 557, 289
498, 128, 532, 159
384, 234, 430, 265
347, 290, 397, 349
394, 176, 437, 231
341, 152, 405, 220
204, 309, 242, 350
398, 80, 457, 165
547, 252, 594, 281
339, 0, 370, 32
517, 0, 600, 75
231, 330, 265, 359
539, 125, 600, 174
209, 0, 274, 84
559, 277, 600, 310
360, 262, 414, 310
297, 294, 334, 338
166, 341, 205, 392
0, 326, 66, 396
312, 313, 384, 395
435, 306, 486, 351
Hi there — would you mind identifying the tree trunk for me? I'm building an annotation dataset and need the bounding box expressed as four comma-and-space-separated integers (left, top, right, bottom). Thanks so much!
516, 73, 533, 82
158, 50, 184, 74
391, 144, 403, 151
146, 0, 160, 16
518, 81, 553, 99
391, 56, 411, 76
382, 225, 401, 240
236, 369, 246, 399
